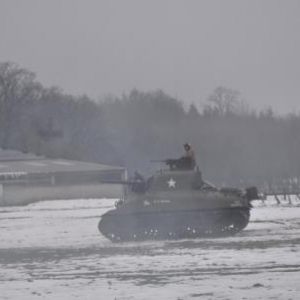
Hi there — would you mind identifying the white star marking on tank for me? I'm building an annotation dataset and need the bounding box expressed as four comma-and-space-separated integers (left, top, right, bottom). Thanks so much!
167, 178, 176, 188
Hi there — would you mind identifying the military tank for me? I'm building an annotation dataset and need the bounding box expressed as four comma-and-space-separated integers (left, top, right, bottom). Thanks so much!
98, 161, 258, 242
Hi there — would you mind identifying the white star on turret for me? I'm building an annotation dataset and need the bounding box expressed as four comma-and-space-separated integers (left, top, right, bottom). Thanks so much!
167, 178, 176, 188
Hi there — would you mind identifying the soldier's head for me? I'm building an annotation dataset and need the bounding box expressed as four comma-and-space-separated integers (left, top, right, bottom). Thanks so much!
184, 143, 191, 151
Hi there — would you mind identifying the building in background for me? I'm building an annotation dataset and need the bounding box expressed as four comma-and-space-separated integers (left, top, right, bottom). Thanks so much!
0, 149, 125, 206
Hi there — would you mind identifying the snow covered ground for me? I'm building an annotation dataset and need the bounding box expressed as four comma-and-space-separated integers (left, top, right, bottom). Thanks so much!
1, 196, 300, 300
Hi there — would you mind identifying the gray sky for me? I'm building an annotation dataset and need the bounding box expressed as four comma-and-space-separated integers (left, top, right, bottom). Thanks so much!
1, 0, 299, 114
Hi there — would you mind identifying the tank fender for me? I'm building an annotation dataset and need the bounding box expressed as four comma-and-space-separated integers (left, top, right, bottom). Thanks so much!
219, 187, 243, 197
245, 186, 259, 201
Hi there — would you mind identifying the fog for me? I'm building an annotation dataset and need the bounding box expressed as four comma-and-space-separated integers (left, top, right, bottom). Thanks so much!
1, 4, 300, 298
1, 1, 300, 190
1, 0, 300, 114
1, 61, 300, 190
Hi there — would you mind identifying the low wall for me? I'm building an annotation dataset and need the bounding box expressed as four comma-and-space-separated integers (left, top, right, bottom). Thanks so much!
0, 183, 124, 206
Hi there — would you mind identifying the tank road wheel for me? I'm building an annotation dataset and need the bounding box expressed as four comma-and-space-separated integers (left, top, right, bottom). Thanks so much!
221, 209, 250, 235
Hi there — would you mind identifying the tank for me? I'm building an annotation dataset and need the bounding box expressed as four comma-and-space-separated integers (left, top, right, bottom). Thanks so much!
98, 163, 258, 242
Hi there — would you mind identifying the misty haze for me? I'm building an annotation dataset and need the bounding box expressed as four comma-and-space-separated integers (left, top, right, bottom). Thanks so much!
1, 1, 300, 299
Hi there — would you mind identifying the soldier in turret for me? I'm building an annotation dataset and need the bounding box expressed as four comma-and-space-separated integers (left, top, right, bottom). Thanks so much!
165, 143, 196, 170
182, 143, 196, 169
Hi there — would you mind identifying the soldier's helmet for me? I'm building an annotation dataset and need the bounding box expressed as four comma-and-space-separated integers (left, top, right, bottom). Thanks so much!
184, 143, 191, 150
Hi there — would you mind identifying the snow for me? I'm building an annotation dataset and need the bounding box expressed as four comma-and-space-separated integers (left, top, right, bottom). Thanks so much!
1, 196, 300, 299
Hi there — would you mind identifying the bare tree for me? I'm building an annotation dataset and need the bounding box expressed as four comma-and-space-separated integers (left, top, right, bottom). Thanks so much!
0, 62, 42, 148
205, 86, 240, 116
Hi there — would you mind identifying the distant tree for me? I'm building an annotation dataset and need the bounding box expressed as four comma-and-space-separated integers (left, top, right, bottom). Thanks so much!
204, 86, 240, 116
0, 61, 42, 149
187, 103, 200, 119
259, 106, 275, 119
100, 89, 186, 173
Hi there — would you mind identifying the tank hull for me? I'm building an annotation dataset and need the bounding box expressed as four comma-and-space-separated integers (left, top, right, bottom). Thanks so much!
98, 207, 250, 242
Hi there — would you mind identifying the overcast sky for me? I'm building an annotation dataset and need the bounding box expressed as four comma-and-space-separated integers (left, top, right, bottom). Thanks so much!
1, 0, 299, 114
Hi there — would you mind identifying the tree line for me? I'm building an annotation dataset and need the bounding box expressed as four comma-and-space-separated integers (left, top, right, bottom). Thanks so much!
1, 61, 300, 191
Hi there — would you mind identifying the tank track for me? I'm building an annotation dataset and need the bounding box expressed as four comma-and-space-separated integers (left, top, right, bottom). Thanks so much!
98, 208, 250, 242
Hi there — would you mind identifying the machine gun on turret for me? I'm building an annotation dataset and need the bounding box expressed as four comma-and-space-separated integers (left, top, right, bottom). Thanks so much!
151, 157, 195, 170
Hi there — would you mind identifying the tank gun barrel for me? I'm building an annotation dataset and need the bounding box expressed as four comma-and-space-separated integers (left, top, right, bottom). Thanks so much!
150, 159, 177, 164
100, 180, 140, 185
